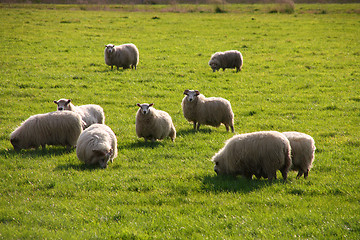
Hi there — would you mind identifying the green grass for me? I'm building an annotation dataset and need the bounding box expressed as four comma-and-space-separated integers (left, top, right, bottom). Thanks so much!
0, 3, 359, 239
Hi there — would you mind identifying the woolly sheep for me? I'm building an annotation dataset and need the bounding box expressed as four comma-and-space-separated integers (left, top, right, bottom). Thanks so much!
135, 103, 176, 142
10, 111, 83, 151
208, 50, 243, 72
104, 43, 139, 70
54, 99, 105, 129
182, 89, 234, 132
211, 131, 292, 181
282, 131, 316, 179
76, 124, 118, 169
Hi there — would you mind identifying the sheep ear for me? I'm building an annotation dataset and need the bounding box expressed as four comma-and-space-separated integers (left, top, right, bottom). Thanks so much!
93, 149, 105, 156
53, 100, 58, 104
66, 99, 71, 105
149, 103, 154, 107
195, 90, 200, 95
137, 103, 141, 107
183, 89, 189, 95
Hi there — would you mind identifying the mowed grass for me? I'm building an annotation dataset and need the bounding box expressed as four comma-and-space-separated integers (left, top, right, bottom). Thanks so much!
0, 3, 359, 239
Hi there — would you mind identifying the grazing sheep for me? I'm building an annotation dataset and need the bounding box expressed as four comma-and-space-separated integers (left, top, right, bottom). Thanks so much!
54, 99, 105, 129
182, 89, 234, 132
208, 50, 243, 72
211, 131, 292, 181
76, 124, 118, 169
282, 131, 316, 179
104, 43, 139, 70
135, 103, 176, 142
10, 111, 83, 151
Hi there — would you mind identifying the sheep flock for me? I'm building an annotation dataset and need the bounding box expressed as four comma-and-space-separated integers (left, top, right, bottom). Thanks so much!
9, 42, 317, 182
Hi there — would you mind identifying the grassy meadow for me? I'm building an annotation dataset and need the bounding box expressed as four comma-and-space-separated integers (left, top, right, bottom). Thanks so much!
0, 3, 359, 239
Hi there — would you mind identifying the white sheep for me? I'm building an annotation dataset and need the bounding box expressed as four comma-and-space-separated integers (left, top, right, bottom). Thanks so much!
182, 89, 234, 132
10, 111, 83, 151
211, 131, 292, 181
54, 99, 105, 129
104, 43, 139, 70
76, 124, 118, 169
135, 103, 176, 142
208, 50, 243, 72
282, 131, 316, 179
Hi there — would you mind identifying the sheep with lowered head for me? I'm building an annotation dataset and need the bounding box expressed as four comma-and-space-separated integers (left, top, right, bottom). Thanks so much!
104, 43, 139, 70
136, 103, 176, 142
282, 131, 316, 179
76, 124, 118, 169
211, 131, 292, 181
54, 99, 105, 129
10, 111, 83, 151
208, 50, 243, 72
182, 89, 234, 132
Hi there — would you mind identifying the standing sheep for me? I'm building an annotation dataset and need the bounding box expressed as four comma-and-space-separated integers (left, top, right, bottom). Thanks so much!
282, 132, 316, 179
54, 99, 105, 129
104, 43, 139, 70
211, 131, 292, 181
182, 89, 234, 132
10, 111, 83, 151
208, 50, 243, 72
135, 103, 176, 142
76, 124, 118, 169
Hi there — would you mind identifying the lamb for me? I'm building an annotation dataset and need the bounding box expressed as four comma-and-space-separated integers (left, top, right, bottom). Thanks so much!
211, 131, 292, 181
54, 99, 105, 129
208, 50, 243, 72
10, 111, 83, 151
135, 103, 176, 142
282, 131, 316, 179
76, 124, 118, 169
104, 43, 139, 70
182, 89, 234, 132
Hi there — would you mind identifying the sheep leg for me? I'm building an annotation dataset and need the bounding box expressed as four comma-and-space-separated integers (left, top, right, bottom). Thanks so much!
111, 65, 113, 70
296, 170, 304, 179
116, 66, 119, 70
196, 123, 201, 131
230, 126, 234, 133
193, 122, 197, 130
281, 170, 288, 181
304, 169, 309, 179
225, 125, 229, 132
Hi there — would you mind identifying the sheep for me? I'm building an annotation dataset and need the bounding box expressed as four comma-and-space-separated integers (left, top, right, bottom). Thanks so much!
282, 131, 316, 179
54, 99, 105, 129
76, 124, 118, 169
10, 111, 83, 151
211, 131, 292, 182
104, 43, 139, 70
208, 50, 243, 72
181, 89, 234, 132
135, 103, 176, 142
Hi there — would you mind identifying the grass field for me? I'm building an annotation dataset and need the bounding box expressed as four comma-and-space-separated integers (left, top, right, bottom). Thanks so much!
0, 3, 359, 239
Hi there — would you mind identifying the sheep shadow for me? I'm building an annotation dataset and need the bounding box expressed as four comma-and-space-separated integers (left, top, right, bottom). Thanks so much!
54, 163, 101, 172
0, 147, 73, 158
121, 140, 164, 150
177, 128, 212, 137
202, 174, 277, 193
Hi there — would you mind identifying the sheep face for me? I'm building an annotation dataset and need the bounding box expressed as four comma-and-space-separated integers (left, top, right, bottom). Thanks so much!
209, 59, 220, 72
137, 103, 154, 115
183, 90, 200, 102
54, 99, 71, 111
10, 137, 21, 151
105, 44, 115, 55
92, 149, 113, 169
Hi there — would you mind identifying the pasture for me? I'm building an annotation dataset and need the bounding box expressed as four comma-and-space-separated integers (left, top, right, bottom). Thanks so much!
0, 3, 359, 239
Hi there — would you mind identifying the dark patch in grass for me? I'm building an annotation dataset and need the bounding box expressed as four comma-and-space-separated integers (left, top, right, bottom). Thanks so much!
152, 16, 160, 20
350, 97, 360, 102
177, 128, 212, 137
323, 105, 339, 111
0, 148, 71, 159
319, 132, 337, 138
215, 6, 226, 13
202, 175, 270, 193
122, 140, 163, 150
54, 163, 101, 171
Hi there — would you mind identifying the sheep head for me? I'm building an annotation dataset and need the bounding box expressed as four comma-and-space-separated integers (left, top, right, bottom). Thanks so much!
183, 90, 200, 102
54, 99, 72, 111
137, 103, 154, 115
105, 44, 115, 55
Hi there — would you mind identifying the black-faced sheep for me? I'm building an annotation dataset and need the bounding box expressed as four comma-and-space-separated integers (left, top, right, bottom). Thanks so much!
211, 131, 292, 181
10, 111, 83, 151
208, 50, 243, 72
54, 99, 105, 129
182, 89, 234, 132
282, 131, 316, 179
135, 103, 176, 142
104, 43, 139, 70
76, 124, 118, 169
